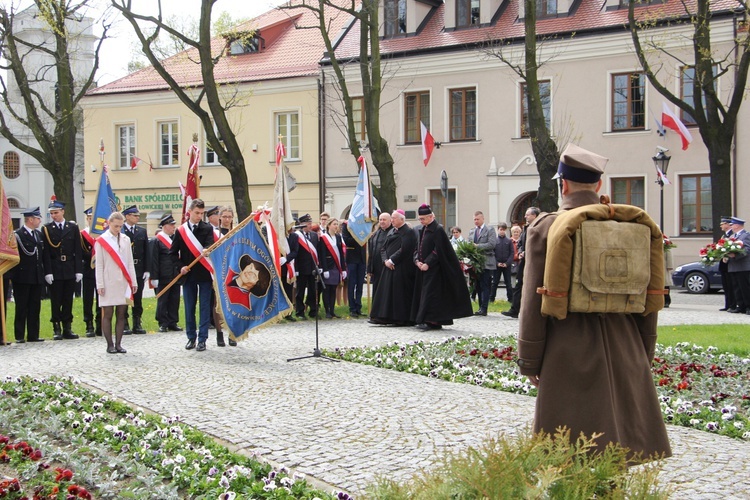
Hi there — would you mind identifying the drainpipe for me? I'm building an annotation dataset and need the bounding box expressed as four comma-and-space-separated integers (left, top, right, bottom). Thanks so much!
318, 71, 326, 214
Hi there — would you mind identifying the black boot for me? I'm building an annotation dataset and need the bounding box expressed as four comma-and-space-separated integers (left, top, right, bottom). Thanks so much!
95, 318, 102, 337
62, 323, 79, 340
216, 331, 226, 347
53, 322, 63, 341
133, 317, 146, 335
228, 336, 237, 347
123, 319, 132, 335
85, 321, 95, 338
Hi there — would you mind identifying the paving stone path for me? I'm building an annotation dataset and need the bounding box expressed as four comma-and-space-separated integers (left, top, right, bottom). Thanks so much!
1, 291, 749, 497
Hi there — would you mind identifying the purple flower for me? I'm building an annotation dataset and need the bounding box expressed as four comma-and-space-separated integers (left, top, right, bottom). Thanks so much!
208, 466, 219, 477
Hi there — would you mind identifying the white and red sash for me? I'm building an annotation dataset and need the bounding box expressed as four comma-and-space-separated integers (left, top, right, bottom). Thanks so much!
286, 260, 296, 282
295, 230, 319, 266
322, 234, 343, 274
156, 231, 172, 249
82, 228, 95, 254
96, 233, 134, 301
213, 227, 221, 243
177, 223, 215, 275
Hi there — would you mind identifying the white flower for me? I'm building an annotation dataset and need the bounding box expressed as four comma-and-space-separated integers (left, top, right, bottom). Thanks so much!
706, 422, 719, 431
722, 412, 735, 421
219, 475, 230, 489
742, 432, 750, 440
174, 454, 186, 464
734, 421, 744, 430
689, 418, 702, 426
162, 458, 175, 467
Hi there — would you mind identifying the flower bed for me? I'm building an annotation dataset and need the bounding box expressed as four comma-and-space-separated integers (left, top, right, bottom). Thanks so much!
325, 336, 750, 440
0, 376, 339, 499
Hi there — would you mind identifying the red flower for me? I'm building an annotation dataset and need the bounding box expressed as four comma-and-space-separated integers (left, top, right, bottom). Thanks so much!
658, 377, 671, 386
0, 451, 9, 463
699, 248, 707, 256
30, 449, 43, 461
55, 467, 73, 482
67, 485, 80, 494
0, 435, 9, 445
676, 380, 690, 391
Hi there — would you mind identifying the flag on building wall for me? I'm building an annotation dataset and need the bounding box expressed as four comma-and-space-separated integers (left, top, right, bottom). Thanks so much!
0, 177, 20, 275
90, 165, 119, 235
421, 121, 435, 167
208, 218, 292, 340
271, 139, 294, 256
347, 155, 377, 246
661, 102, 693, 150
182, 143, 201, 224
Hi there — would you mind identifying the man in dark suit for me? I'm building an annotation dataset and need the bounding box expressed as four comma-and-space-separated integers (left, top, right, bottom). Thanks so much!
11, 207, 46, 343
42, 197, 81, 340
342, 220, 366, 317
468, 210, 497, 316
170, 199, 215, 351
490, 223, 515, 303
366, 212, 391, 300
80, 207, 100, 337
718, 216, 736, 311
122, 205, 149, 334
149, 214, 182, 333
292, 213, 320, 319
726, 217, 750, 315
503, 207, 540, 319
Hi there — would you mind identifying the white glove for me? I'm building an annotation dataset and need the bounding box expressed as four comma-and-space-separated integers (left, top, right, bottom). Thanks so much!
342, 271, 347, 280
75, 273, 83, 283
323, 271, 330, 279
295, 271, 299, 277
151, 280, 159, 288
143, 272, 150, 281
45, 274, 54, 285
279, 256, 287, 266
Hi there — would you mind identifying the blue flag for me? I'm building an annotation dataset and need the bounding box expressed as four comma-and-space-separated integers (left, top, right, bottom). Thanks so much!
90, 167, 118, 235
208, 219, 293, 340
347, 155, 377, 246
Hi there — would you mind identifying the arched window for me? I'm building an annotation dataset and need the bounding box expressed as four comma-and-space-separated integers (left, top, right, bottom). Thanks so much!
510, 192, 537, 226
7, 197, 20, 209
3, 151, 20, 179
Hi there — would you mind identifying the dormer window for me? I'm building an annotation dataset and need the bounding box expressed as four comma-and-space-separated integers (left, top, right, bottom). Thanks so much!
457, 0, 480, 27
227, 32, 264, 55
384, 0, 407, 38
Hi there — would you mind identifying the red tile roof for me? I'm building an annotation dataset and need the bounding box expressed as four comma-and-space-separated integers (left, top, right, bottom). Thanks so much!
89, 0, 355, 95
333, 0, 742, 60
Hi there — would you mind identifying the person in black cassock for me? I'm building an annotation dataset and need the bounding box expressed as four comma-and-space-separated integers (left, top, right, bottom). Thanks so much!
411, 204, 473, 330
369, 209, 417, 326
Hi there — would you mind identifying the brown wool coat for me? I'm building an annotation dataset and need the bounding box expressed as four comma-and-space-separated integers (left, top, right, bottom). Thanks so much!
517, 189, 672, 461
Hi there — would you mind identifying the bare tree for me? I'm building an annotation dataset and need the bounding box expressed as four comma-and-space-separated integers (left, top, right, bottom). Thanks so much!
112, 0, 253, 219
287, 0, 397, 212
628, 0, 750, 238
0, 0, 111, 217
484, 0, 561, 212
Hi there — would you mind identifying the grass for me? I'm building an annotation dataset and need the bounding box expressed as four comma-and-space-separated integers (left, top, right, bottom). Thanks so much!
656, 324, 750, 356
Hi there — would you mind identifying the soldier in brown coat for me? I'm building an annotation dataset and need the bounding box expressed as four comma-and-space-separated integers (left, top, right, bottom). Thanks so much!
517, 144, 671, 462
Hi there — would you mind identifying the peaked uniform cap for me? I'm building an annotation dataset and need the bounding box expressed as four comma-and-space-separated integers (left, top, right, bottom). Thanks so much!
22, 207, 42, 218
48, 198, 65, 210
206, 206, 219, 217
83, 207, 93, 215
553, 144, 608, 183
720, 216, 733, 224
159, 214, 176, 227
298, 213, 312, 223
730, 216, 746, 225
122, 205, 139, 216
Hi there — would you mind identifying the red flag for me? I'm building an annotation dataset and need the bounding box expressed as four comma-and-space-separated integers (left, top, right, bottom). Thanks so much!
130, 156, 139, 169
0, 178, 20, 275
661, 102, 693, 150
421, 121, 435, 167
182, 143, 200, 224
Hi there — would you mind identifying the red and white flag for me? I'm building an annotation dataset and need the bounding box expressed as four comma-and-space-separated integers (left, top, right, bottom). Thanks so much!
421, 121, 435, 167
181, 143, 200, 224
661, 102, 693, 151
275, 140, 286, 167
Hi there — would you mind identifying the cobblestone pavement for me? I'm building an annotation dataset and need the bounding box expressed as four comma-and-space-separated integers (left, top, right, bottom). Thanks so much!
1, 291, 749, 497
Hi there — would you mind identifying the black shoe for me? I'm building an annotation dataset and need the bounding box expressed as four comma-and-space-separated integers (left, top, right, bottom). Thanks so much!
62, 332, 79, 340
196, 342, 206, 352
728, 308, 741, 313
415, 323, 430, 330
719, 307, 729, 311
474, 310, 487, 316
53, 333, 63, 341
185, 339, 196, 350
133, 319, 146, 335
16, 339, 25, 344
85, 322, 94, 337
228, 338, 237, 347
501, 311, 518, 318
123, 321, 132, 335
53, 322, 62, 338
116, 346, 127, 354
168, 325, 183, 332
85, 332, 96, 338
217, 332, 226, 347
296, 313, 307, 320
29, 339, 44, 342
159, 326, 169, 333
325, 313, 333, 319
107, 347, 118, 354
285, 314, 296, 322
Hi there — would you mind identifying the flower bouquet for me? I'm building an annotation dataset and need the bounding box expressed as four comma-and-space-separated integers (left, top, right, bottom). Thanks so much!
663, 235, 676, 250
455, 240, 485, 295
700, 237, 746, 266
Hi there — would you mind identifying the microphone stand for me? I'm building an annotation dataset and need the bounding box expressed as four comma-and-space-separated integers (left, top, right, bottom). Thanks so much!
287, 232, 338, 362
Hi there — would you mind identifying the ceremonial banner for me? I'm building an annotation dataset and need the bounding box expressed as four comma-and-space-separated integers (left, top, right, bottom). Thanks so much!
271, 140, 294, 255
90, 165, 119, 235
347, 155, 377, 246
181, 143, 200, 224
208, 218, 292, 340
0, 177, 19, 275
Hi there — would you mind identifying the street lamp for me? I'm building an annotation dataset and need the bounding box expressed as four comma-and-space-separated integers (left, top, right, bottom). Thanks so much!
652, 148, 672, 231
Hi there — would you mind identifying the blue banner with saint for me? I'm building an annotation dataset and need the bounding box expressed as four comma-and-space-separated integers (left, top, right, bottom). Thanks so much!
208, 219, 292, 340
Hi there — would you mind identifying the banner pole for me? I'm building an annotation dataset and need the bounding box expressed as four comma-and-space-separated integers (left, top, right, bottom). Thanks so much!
1, 275, 7, 345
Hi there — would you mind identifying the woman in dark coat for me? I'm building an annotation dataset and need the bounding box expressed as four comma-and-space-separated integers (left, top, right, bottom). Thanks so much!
318, 218, 346, 318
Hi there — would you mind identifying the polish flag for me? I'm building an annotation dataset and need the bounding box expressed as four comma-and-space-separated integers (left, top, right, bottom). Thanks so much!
661, 102, 693, 150
421, 121, 435, 167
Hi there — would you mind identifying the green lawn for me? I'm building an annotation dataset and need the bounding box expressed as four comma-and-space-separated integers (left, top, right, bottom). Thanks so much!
656, 324, 750, 356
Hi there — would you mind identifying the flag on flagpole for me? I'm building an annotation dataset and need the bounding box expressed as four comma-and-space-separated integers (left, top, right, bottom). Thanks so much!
90, 165, 119, 236
182, 143, 201, 224
271, 139, 294, 256
421, 121, 435, 167
347, 155, 377, 246
208, 217, 293, 341
661, 102, 693, 150
655, 166, 671, 186
0, 176, 20, 275
259, 210, 282, 275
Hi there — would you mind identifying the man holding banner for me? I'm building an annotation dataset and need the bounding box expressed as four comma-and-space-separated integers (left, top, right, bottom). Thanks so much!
170, 198, 215, 352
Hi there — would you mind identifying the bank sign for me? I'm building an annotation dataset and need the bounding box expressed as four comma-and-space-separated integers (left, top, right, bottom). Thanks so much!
123, 193, 183, 211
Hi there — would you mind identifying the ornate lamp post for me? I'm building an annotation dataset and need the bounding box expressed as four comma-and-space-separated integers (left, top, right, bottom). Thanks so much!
652, 148, 672, 231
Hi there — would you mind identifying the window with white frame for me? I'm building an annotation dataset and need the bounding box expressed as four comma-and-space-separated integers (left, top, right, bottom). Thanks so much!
275, 111, 300, 161
117, 124, 135, 170
159, 121, 179, 167
205, 122, 223, 165
352, 97, 366, 144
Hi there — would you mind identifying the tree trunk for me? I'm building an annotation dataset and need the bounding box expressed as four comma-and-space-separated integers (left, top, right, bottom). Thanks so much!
706, 137, 733, 240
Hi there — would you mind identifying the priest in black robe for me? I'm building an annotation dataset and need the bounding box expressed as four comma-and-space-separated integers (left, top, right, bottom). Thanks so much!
369, 210, 417, 326
411, 204, 473, 330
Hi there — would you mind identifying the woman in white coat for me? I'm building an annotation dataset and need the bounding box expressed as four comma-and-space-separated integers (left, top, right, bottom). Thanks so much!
95, 212, 138, 353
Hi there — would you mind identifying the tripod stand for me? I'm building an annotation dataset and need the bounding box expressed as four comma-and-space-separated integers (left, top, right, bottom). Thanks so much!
287, 267, 338, 362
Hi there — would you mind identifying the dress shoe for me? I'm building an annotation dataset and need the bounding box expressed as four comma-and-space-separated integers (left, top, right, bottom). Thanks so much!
415, 323, 430, 330
123, 320, 132, 335
216, 331, 226, 347
325, 313, 333, 319
159, 326, 169, 333
285, 315, 296, 322
296, 313, 307, 320
53, 333, 63, 341
719, 307, 729, 311
185, 339, 196, 350
133, 318, 146, 334
85, 331, 96, 338
85, 321, 94, 337
196, 341, 206, 352
116, 346, 127, 354
228, 338, 237, 347
107, 347, 118, 354
53, 322, 62, 338
474, 310, 487, 316
29, 339, 44, 343
168, 324, 183, 332
501, 311, 519, 318
62, 332, 79, 340
728, 308, 741, 313
16, 339, 25, 344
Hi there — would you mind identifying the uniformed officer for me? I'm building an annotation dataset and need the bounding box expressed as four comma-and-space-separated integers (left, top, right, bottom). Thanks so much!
42, 197, 82, 340
11, 207, 46, 343
121, 205, 149, 334
149, 214, 182, 332
81, 207, 101, 337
